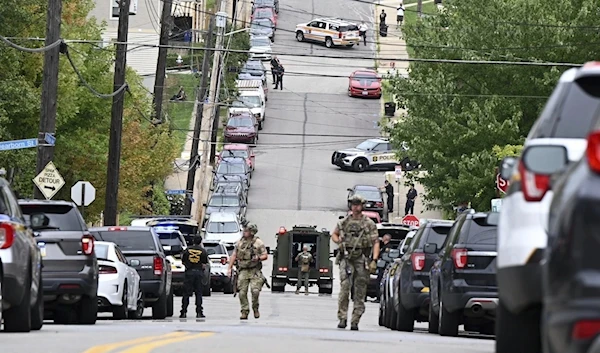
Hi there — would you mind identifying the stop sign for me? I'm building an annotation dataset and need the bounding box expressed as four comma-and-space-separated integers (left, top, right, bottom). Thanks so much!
496, 173, 510, 194
401, 214, 420, 227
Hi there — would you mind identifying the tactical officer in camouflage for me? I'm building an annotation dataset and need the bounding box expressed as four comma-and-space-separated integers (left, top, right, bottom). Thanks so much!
227, 223, 268, 319
332, 195, 379, 331
295, 246, 313, 295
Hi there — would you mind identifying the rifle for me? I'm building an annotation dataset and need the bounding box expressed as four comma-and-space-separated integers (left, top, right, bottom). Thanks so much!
233, 276, 239, 297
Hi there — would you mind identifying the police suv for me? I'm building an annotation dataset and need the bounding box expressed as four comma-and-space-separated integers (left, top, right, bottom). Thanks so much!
331, 138, 419, 172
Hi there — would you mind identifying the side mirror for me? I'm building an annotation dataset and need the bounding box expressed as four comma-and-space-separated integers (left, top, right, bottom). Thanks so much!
499, 156, 517, 180
201, 228, 206, 232
222, 121, 227, 126
521, 145, 569, 175
338, 215, 344, 220
347, 188, 353, 192
377, 259, 387, 268
266, 246, 271, 254
203, 203, 208, 207
388, 248, 401, 259
400, 245, 408, 255
128, 259, 140, 266
423, 243, 437, 254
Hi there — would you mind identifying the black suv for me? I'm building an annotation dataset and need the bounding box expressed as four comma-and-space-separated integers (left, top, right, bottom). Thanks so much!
90, 226, 174, 319
18, 200, 99, 325
386, 220, 454, 331
428, 211, 499, 337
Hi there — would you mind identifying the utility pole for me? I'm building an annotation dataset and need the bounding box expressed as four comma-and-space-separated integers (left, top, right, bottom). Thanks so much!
35, 0, 62, 199
152, 0, 173, 122
182, 18, 215, 215
232, 0, 238, 27
209, 66, 222, 164
417, 0, 423, 17
104, 0, 131, 226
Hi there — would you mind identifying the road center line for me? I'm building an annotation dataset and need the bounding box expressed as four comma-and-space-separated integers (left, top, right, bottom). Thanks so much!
118, 332, 215, 353
81, 332, 189, 353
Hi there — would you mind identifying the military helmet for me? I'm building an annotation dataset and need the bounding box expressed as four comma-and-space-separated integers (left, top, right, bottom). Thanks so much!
349, 195, 366, 205
245, 223, 258, 235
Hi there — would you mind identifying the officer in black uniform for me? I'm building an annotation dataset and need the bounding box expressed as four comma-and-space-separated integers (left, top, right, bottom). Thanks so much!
180, 236, 209, 318
374, 234, 393, 303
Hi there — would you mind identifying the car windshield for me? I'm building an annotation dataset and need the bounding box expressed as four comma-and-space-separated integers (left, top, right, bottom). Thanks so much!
255, 9, 272, 17
94, 243, 110, 260
208, 196, 240, 207
207, 221, 240, 233
204, 243, 226, 255
21, 204, 84, 231
353, 75, 378, 84
355, 190, 381, 200
240, 95, 261, 107
251, 37, 271, 47
245, 61, 263, 69
223, 149, 249, 158
356, 140, 378, 150
231, 100, 252, 108
92, 230, 157, 251
217, 162, 246, 174
228, 117, 254, 127
252, 21, 272, 30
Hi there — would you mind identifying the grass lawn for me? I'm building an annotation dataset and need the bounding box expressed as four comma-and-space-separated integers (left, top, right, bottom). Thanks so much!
216, 107, 228, 152
165, 73, 199, 153
404, 1, 438, 27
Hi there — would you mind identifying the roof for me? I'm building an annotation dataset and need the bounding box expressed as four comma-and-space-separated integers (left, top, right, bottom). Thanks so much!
377, 223, 410, 229
367, 138, 390, 144
354, 184, 379, 190
218, 156, 247, 163
236, 80, 263, 88
89, 226, 153, 231
207, 212, 239, 222
312, 17, 356, 25
353, 70, 378, 76
18, 199, 76, 207
223, 144, 250, 150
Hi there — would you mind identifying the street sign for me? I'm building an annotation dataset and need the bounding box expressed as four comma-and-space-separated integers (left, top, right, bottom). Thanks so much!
491, 198, 502, 212
496, 173, 510, 194
44, 133, 56, 146
0, 138, 38, 151
71, 181, 96, 207
401, 214, 420, 227
395, 165, 402, 179
165, 189, 186, 195
33, 161, 65, 200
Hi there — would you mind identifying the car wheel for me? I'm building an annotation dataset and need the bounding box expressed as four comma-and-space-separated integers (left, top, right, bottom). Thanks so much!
77, 295, 98, 325
352, 158, 368, 172
428, 296, 439, 333
152, 289, 168, 319
296, 31, 304, 42
325, 37, 333, 48
496, 301, 541, 353
30, 270, 44, 331
128, 287, 144, 319
166, 288, 174, 317
113, 281, 128, 319
438, 295, 459, 336
3, 268, 32, 332
385, 296, 396, 328
395, 295, 415, 331
258, 121, 263, 130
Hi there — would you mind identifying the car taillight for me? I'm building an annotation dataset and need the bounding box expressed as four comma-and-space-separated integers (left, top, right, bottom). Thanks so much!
319, 268, 329, 273
338, 32, 342, 38
220, 257, 228, 265
81, 234, 94, 255
518, 160, 550, 202
452, 248, 468, 269
154, 256, 163, 275
278, 267, 288, 272
411, 252, 425, 271
572, 320, 600, 340
375, 202, 383, 207
108, 226, 127, 231
99, 265, 118, 274
0, 223, 15, 249
587, 131, 600, 173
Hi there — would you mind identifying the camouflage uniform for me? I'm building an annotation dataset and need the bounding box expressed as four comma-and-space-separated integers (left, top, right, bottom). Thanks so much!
295, 251, 313, 295
235, 224, 267, 319
336, 208, 378, 327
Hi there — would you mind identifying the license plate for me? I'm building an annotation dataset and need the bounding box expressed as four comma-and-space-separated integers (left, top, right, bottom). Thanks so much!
362, 91, 368, 95
38, 242, 46, 257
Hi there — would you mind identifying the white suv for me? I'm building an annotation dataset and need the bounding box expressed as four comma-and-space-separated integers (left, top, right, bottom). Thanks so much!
496, 62, 600, 353
202, 212, 243, 246
331, 138, 419, 172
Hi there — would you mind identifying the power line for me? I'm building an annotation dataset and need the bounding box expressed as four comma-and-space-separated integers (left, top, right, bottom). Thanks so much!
64, 47, 129, 98
0, 36, 62, 53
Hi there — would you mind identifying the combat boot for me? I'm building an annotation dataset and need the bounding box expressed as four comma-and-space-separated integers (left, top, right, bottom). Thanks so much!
196, 311, 205, 318
351, 323, 359, 331
295, 288, 300, 295
240, 311, 249, 320
305, 288, 309, 295
179, 311, 186, 318
337, 319, 347, 329
254, 309, 260, 318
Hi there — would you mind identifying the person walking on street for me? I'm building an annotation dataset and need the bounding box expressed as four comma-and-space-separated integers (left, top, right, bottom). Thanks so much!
274, 65, 284, 90
180, 236, 209, 318
332, 195, 380, 331
270, 56, 281, 83
396, 3, 405, 28
405, 183, 418, 215
374, 234, 393, 303
358, 21, 368, 46
227, 223, 268, 319
383, 180, 394, 214
295, 246, 313, 295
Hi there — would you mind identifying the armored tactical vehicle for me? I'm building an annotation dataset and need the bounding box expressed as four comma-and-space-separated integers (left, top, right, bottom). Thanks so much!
270, 225, 334, 294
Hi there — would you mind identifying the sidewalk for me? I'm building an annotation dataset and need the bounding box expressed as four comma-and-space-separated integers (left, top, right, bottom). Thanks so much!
374, 0, 443, 222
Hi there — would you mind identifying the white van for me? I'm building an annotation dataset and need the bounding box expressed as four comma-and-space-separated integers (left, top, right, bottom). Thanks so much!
231, 81, 266, 129
202, 212, 243, 246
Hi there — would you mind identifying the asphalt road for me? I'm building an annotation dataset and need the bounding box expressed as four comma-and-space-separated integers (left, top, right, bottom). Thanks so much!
0, 1, 494, 353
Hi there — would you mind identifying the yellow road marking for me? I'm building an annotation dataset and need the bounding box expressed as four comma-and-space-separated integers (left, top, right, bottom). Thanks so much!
82, 332, 188, 353
119, 332, 215, 353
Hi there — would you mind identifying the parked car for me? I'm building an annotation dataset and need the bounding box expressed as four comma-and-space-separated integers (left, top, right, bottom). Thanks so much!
348, 70, 382, 98
347, 184, 385, 218
218, 144, 256, 172
0, 179, 43, 332
240, 59, 268, 77
537, 139, 600, 353
153, 227, 188, 296
89, 226, 174, 319
251, 7, 277, 26
203, 190, 247, 223
19, 199, 98, 325
134, 216, 199, 246
223, 113, 259, 144
250, 18, 275, 41
210, 175, 249, 203
428, 211, 499, 336
252, 0, 279, 13
249, 35, 273, 61
368, 224, 411, 298
332, 138, 419, 172
496, 61, 600, 353
94, 241, 144, 319
385, 219, 454, 331
228, 91, 265, 130
203, 239, 237, 294
213, 156, 251, 188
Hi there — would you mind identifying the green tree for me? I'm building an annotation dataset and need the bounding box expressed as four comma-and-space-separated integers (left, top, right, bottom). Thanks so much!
387, 0, 600, 213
